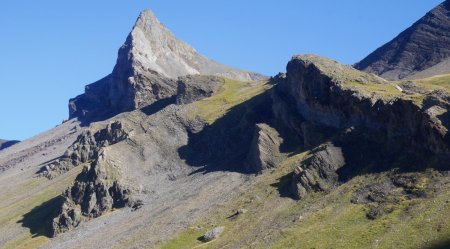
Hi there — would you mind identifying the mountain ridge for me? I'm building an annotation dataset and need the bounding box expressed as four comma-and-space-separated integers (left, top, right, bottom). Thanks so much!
1, 3, 450, 249
0, 139, 19, 151
355, 0, 450, 80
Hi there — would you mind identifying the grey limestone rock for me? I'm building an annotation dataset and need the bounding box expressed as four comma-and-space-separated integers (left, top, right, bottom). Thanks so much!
176, 75, 225, 105
245, 123, 284, 173
69, 10, 265, 123
291, 143, 345, 199
41, 121, 128, 179
201, 226, 225, 242
50, 149, 132, 237
276, 54, 450, 155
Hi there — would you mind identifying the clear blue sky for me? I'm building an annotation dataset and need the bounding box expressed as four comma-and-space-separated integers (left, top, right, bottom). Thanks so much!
0, 0, 443, 140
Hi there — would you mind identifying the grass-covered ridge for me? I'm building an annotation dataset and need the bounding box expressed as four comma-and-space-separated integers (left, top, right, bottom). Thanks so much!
415, 73, 450, 92
343, 73, 450, 106
188, 78, 272, 124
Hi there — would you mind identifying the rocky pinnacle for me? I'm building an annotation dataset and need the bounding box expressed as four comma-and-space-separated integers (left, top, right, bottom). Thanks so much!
68, 9, 265, 122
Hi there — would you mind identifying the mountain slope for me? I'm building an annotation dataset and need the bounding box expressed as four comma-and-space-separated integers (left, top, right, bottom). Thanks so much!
0, 139, 19, 150
355, 0, 450, 80
69, 10, 265, 123
1, 6, 450, 249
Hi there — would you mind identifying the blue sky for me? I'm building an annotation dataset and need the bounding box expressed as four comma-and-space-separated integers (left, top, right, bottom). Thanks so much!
0, 0, 443, 140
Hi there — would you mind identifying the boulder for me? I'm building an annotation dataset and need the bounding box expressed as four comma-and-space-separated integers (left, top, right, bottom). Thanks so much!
201, 226, 225, 242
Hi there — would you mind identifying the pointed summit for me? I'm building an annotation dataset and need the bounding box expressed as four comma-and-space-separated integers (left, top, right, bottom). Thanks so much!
118, 9, 264, 80
355, 0, 450, 80
69, 9, 265, 122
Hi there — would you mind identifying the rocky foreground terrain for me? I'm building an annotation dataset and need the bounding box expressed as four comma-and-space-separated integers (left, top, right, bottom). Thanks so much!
1, 2, 450, 249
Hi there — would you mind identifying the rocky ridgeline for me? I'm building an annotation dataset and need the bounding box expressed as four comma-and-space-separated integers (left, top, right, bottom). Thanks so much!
271, 55, 450, 200
40, 121, 128, 179
0, 139, 19, 151
355, 0, 450, 80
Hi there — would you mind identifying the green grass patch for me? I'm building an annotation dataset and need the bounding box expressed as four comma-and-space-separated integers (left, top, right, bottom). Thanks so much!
189, 78, 272, 124
0, 166, 82, 249
414, 73, 450, 92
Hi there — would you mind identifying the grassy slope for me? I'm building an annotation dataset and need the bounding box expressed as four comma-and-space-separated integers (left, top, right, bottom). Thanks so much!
345, 73, 450, 105
0, 166, 82, 249
1, 75, 447, 249
415, 74, 450, 92
160, 151, 450, 249
188, 78, 272, 124
159, 74, 450, 249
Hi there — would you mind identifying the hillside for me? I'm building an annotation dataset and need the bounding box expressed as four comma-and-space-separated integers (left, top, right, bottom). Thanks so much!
1, 3, 450, 249
355, 0, 450, 80
0, 139, 19, 151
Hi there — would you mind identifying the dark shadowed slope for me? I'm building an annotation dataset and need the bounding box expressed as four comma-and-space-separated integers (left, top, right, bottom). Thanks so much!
0, 139, 19, 150
355, 0, 450, 80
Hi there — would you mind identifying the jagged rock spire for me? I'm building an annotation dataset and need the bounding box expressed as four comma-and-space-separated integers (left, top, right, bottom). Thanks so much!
69, 9, 265, 123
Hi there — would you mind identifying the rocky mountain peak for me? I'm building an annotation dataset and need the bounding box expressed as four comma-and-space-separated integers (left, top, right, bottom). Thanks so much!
69, 9, 265, 123
120, 9, 202, 78
355, 0, 450, 80
116, 9, 265, 81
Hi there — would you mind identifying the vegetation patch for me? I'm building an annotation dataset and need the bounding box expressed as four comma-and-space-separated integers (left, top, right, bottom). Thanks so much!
159, 152, 450, 249
0, 166, 83, 249
189, 78, 272, 124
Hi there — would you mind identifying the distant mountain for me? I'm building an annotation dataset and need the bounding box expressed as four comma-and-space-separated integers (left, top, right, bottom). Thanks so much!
69, 10, 265, 123
355, 0, 450, 80
0, 139, 19, 150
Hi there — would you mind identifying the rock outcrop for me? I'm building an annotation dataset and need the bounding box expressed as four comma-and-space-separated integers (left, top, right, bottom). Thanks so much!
201, 227, 225, 242
273, 54, 450, 199
176, 75, 225, 105
69, 10, 264, 123
40, 121, 128, 179
50, 148, 132, 237
355, 0, 450, 80
245, 123, 284, 172
291, 143, 345, 199
277, 55, 449, 155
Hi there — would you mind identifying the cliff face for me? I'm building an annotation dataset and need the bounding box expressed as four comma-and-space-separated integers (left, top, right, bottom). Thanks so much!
278, 55, 450, 155
355, 0, 450, 80
69, 10, 265, 123
273, 55, 450, 200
